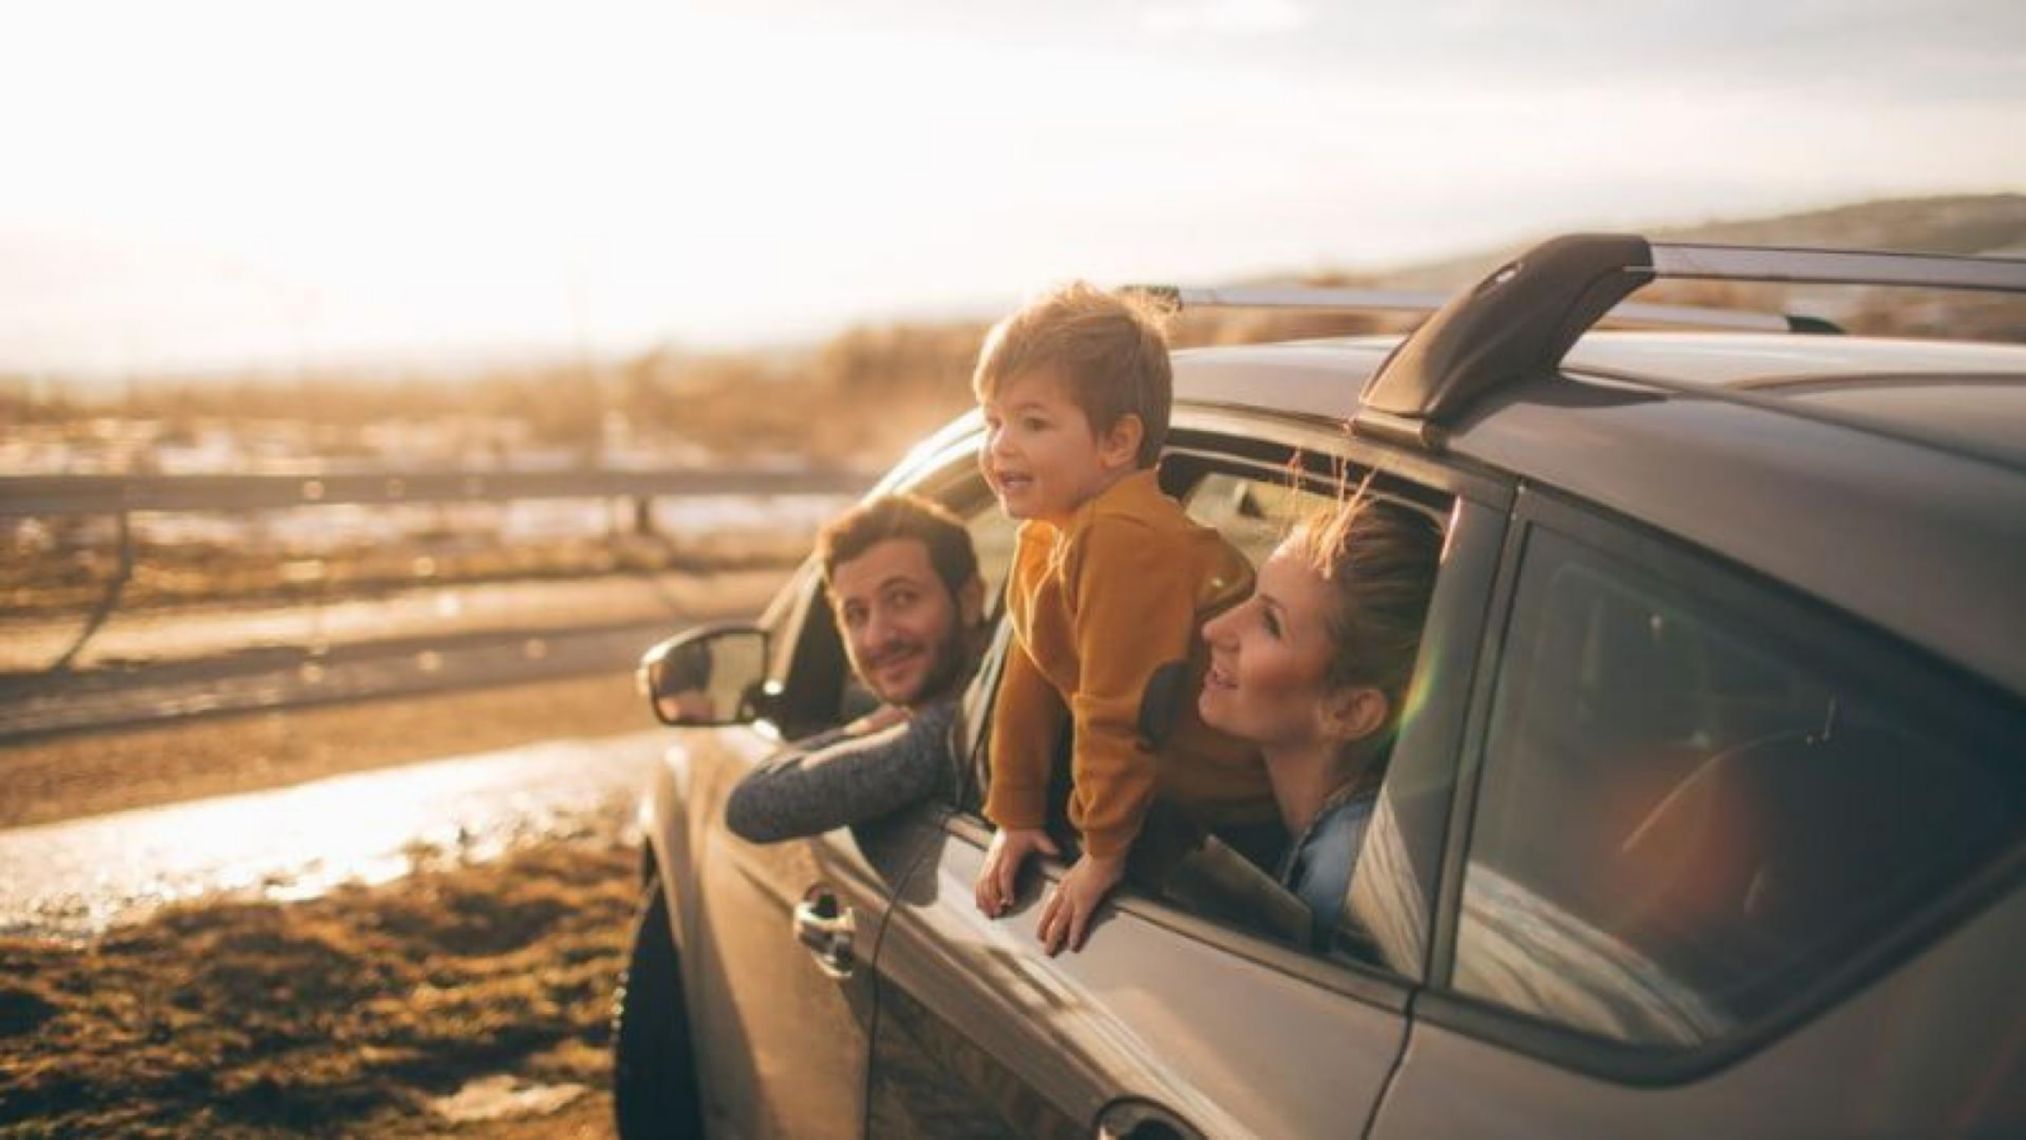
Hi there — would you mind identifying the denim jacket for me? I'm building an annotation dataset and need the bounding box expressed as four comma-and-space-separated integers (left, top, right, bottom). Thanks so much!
1277, 784, 1377, 951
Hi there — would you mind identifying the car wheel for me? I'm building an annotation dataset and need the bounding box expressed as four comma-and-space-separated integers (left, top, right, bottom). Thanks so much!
613, 873, 703, 1139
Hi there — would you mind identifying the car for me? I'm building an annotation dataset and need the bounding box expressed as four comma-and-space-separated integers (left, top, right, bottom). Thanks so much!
612, 235, 2026, 1139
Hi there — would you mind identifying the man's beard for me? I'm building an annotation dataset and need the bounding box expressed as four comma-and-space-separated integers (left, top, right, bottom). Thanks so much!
863, 629, 968, 708
909, 631, 971, 707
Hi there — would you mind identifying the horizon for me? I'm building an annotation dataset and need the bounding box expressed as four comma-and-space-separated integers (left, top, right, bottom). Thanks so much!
5, 0, 2023, 382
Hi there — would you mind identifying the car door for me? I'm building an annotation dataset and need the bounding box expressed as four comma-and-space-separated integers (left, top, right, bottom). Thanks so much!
671, 549, 929, 1140
1371, 491, 2026, 1137
862, 436, 1510, 1138
677, 441, 1018, 1140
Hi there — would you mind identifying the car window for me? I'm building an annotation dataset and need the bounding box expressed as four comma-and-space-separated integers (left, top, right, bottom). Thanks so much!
1154, 459, 1453, 973
1182, 471, 1326, 567
966, 507, 1018, 620
1452, 525, 2026, 1049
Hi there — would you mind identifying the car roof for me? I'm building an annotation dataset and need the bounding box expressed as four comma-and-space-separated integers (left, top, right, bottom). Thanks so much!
1171, 331, 2026, 700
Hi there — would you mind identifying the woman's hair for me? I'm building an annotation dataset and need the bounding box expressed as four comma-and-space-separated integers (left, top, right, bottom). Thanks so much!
1286, 491, 1445, 748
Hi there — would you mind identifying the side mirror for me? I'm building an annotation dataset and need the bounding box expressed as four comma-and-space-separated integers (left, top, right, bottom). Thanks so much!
637, 623, 771, 726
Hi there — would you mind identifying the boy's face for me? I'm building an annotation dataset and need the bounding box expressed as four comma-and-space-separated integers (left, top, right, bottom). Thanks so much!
978, 367, 1138, 526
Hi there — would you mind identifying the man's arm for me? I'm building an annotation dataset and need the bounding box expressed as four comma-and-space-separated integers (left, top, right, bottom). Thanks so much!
723, 701, 959, 843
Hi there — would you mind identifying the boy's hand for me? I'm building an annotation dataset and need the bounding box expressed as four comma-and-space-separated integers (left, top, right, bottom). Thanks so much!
1036, 851, 1126, 956
975, 827, 1057, 916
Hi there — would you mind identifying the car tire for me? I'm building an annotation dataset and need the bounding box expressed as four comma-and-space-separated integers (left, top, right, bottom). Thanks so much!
613, 873, 703, 1140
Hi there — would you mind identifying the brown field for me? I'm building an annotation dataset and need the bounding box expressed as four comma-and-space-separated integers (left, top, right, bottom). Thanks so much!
0, 833, 634, 1138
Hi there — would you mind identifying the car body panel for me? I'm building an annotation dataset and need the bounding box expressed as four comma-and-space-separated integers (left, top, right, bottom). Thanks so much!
1373, 884, 2026, 1138
867, 820, 1412, 1140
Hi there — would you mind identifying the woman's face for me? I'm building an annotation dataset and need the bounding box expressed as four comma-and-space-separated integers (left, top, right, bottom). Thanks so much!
1198, 540, 1343, 751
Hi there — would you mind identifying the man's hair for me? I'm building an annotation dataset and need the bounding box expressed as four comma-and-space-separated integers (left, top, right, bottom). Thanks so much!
817, 494, 979, 599
971, 281, 1172, 468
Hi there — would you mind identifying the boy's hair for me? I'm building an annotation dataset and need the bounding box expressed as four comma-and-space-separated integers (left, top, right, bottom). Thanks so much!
817, 494, 979, 600
971, 281, 1172, 468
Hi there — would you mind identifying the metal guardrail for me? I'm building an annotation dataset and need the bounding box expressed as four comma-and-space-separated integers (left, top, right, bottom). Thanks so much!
2, 465, 874, 673
0, 467, 875, 518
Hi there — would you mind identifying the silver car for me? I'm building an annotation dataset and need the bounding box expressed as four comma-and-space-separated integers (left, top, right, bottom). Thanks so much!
614, 236, 2026, 1139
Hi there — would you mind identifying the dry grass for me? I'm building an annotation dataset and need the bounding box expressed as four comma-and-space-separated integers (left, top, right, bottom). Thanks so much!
0, 834, 635, 1137
0, 672, 648, 830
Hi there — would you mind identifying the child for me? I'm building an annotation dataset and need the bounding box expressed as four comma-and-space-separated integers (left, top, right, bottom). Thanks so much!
970, 282, 1277, 954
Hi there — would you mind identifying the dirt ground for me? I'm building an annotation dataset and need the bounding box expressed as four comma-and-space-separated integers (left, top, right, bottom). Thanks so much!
0, 672, 678, 1137
0, 832, 636, 1137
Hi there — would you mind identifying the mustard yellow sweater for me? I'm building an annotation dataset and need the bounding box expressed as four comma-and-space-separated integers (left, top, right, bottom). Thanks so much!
983, 469, 1276, 858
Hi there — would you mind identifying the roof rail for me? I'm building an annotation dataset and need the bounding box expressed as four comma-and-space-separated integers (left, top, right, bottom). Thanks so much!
1128, 283, 1831, 334
1352, 235, 2026, 451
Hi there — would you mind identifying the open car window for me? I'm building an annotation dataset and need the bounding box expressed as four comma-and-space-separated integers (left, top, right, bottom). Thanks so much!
957, 441, 1459, 979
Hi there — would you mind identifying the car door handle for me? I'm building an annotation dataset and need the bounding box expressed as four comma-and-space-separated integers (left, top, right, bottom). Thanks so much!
793, 889, 856, 979
1097, 1098, 1205, 1140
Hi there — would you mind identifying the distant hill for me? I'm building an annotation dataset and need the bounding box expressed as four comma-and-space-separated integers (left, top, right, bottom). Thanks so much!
1219, 193, 2024, 346
1359, 193, 2026, 290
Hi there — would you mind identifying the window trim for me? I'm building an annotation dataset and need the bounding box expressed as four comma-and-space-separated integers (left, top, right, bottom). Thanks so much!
1419, 483, 2026, 1086
939, 811, 1417, 1014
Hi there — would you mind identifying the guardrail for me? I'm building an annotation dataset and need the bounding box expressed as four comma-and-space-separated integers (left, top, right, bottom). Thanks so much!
0, 467, 875, 517
2, 466, 876, 672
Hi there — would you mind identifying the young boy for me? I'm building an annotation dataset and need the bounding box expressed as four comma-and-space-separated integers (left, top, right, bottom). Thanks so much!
970, 282, 1277, 954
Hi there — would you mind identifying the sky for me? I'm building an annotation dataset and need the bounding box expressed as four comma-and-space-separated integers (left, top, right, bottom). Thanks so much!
2, 0, 2021, 378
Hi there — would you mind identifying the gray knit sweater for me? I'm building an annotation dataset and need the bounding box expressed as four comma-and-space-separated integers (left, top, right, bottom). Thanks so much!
722, 699, 961, 843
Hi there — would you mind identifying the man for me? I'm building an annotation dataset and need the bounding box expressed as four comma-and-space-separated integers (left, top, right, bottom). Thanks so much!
724, 494, 988, 842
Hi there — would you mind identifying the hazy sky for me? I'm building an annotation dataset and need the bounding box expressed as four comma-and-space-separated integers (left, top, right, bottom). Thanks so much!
3, 0, 2021, 377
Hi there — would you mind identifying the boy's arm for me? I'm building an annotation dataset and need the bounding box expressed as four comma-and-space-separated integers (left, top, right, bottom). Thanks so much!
981, 639, 1067, 831
724, 701, 958, 843
1066, 518, 1204, 860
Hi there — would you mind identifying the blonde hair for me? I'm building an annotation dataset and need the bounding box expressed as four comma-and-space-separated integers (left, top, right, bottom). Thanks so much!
971, 281, 1172, 468
1286, 490, 1443, 743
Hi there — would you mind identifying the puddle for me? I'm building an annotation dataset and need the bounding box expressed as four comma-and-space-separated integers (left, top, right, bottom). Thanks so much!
0, 729, 668, 940
429, 1074, 589, 1124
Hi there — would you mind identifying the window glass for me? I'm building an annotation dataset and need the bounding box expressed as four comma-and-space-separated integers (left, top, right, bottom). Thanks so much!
966, 509, 1017, 605
1183, 471, 1329, 567
1454, 526, 2024, 1048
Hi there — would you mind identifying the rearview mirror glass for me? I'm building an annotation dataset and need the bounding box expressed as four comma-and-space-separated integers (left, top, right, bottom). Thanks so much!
637, 624, 769, 726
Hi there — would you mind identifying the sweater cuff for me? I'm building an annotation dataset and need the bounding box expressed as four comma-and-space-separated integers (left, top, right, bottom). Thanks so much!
1079, 824, 1136, 861
983, 784, 1046, 831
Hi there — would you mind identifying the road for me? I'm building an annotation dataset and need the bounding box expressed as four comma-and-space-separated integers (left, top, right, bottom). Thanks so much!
0, 568, 787, 743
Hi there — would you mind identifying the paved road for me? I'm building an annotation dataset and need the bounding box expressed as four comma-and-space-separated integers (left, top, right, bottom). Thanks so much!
0, 728, 668, 941
0, 569, 788, 743
0, 620, 677, 743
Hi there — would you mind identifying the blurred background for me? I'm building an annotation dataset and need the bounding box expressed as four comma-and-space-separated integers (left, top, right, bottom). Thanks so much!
6, 0, 2023, 617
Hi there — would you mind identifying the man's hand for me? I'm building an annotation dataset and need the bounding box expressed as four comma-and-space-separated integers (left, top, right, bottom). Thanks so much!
848, 703, 908, 735
1036, 851, 1126, 956
975, 826, 1058, 916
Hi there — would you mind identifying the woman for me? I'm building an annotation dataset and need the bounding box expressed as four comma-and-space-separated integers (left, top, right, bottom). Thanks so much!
1197, 495, 1442, 947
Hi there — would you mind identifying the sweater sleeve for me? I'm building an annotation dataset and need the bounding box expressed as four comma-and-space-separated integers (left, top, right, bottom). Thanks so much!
1065, 517, 1202, 859
982, 637, 1067, 831
723, 701, 957, 843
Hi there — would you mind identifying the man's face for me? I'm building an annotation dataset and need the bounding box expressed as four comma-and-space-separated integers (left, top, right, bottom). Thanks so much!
829, 537, 975, 708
